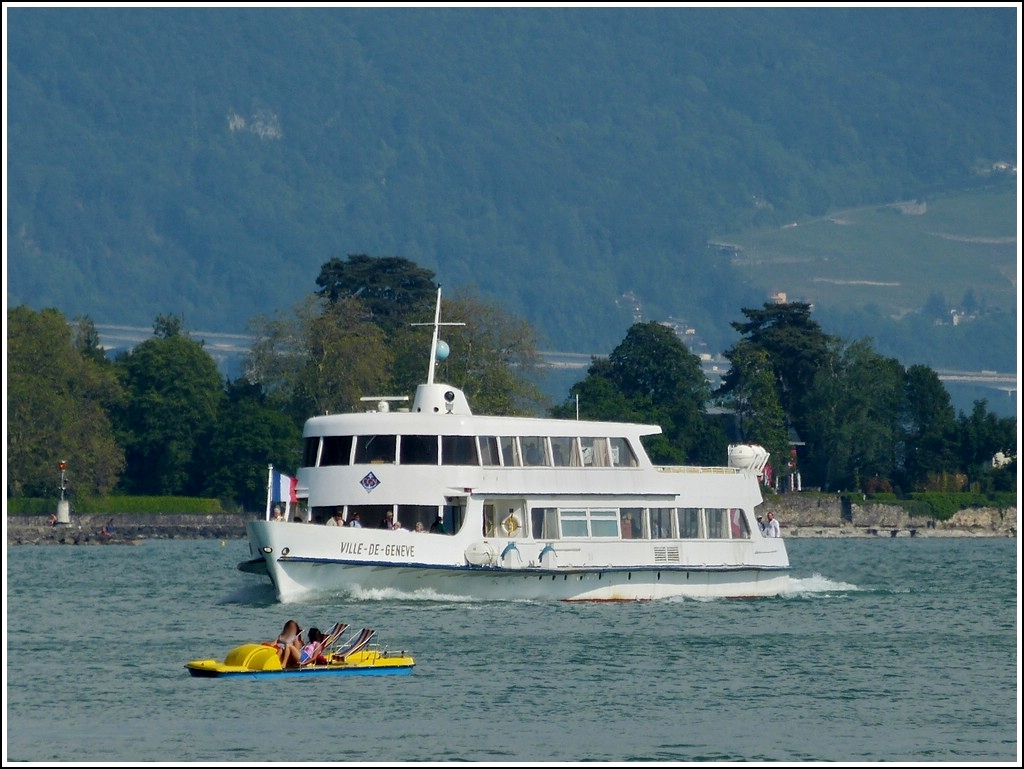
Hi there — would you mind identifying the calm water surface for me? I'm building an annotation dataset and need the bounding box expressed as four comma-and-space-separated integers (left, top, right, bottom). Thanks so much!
4, 537, 1019, 763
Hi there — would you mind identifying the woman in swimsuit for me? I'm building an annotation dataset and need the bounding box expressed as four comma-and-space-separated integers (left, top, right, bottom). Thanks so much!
273, 619, 303, 667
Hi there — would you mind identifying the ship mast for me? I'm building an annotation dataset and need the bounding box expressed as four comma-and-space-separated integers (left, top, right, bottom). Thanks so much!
413, 287, 464, 385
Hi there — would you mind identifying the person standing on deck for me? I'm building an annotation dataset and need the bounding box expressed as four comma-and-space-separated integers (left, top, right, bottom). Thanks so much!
764, 511, 781, 538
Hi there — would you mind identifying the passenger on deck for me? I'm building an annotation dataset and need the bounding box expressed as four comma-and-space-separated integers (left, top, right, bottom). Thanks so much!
430, 515, 444, 533
348, 512, 362, 528
414, 522, 426, 533
764, 511, 781, 538
326, 509, 345, 526
380, 510, 400, 530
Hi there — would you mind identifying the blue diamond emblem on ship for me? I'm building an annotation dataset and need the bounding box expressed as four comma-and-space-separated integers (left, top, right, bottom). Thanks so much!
360, 472, 381, 492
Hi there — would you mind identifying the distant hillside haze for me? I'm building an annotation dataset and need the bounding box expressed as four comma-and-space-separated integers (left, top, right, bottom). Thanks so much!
6, 7, 1017, 367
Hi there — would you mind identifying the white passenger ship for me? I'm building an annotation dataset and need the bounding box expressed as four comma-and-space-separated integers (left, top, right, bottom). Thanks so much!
241, 290, 790, 603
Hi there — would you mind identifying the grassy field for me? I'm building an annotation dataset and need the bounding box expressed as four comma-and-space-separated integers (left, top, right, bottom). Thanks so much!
717, 178, 1018, 318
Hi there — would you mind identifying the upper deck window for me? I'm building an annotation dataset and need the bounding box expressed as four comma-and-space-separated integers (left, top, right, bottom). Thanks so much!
520, 436, 547, 466
320, 435, 353, 466
302, 437, 321, 468
442, 435, 478, 465
580, 437, 610, 467
499, 436, 520, 466
479, 436, 501, 466
399, 435, 438, 465
354, 435, 396, 464
609, 437, 638, 467
550, 436, 579, 467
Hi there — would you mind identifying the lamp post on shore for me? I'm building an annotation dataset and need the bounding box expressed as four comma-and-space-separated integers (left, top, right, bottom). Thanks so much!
56, 460, 70, 524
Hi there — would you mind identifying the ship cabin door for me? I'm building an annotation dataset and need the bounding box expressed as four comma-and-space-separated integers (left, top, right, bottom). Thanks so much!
443, 496, 467, 535
483, 499, 527, 538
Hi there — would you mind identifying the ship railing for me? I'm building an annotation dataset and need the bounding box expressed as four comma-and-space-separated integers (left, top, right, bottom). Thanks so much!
655, 466, 740, 475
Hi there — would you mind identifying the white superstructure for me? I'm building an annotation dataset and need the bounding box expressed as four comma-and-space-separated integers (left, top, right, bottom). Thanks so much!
241, 290, 790, 603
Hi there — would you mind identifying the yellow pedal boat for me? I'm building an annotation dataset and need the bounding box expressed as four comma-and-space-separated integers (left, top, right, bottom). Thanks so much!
186, 641, 415, 679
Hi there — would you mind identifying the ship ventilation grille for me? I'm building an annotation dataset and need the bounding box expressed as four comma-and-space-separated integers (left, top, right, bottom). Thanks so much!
653, 546, 680, 563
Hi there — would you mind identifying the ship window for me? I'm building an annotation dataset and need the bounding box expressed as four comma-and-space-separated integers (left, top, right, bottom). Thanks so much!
706, 508, 728, 539
649, 507, 674, 539
580, 437, 610, 467
400, 435, 438, 465
320, 435, 353, 466
479, 436, 501, 466
443, 500, 466, 534
398, 504, 440, 533
677, 508, 702, 538
442, 435, 478, 465
348, 504, 393, 529
558, 509, 589, 538
531, 507, 559, 539
499, 436, 520, 466
354, 435, 396, 464
609, 437, 638, 467
730, 508, 750, 539
302, 437, 320, 468
521, 436, 547, 466
590, 509, 619, 538
550, 437, 578, 467
620, 508, 642, 539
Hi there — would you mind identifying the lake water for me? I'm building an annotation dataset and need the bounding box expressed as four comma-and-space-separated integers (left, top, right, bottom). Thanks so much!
4, 537, 1019, 763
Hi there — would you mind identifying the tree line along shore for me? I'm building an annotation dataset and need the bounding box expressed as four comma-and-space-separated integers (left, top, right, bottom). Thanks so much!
6, 499, 1015, 546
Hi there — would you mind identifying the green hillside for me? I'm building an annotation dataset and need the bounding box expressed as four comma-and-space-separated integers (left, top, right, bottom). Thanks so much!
719, 182, 1017, 319
6, 7, 1018, 369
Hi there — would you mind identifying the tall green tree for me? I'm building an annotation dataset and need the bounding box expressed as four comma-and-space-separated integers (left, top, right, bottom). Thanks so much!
721, 302, 837, 441
900, 363, 959, 491
114, 324, 224, 495
246, 294, 393, 420
801, 338, 905, 491
553, 322, 723, 464
199, 379, 303, 510
955, 400, 1017, 493
7, 306, 125, 498
717, 341, 790, 482
315, 255, 438, 335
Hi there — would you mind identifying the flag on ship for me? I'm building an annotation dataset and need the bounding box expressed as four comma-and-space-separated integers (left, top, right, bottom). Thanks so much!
265, 465, 298, 520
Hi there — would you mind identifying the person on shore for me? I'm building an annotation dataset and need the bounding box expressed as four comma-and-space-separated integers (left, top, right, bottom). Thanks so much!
764, 511, 781, 538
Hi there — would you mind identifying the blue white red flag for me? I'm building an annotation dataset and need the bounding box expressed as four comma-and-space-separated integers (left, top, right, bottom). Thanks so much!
270, 470, 298, 503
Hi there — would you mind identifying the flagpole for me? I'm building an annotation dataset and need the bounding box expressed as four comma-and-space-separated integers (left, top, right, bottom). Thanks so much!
266, 464, 273, 521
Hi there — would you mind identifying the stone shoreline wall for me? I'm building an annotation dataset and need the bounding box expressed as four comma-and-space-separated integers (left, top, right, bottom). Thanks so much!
6, 498, 1017, 545
757, 494, 1016, 538
6, 514, 253, 546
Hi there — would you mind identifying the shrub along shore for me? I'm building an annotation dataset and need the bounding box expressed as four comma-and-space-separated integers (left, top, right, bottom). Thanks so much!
6, 496, 1016, 546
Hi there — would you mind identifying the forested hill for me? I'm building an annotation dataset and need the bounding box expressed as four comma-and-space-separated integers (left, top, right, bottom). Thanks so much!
6, 7, 1017, 358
